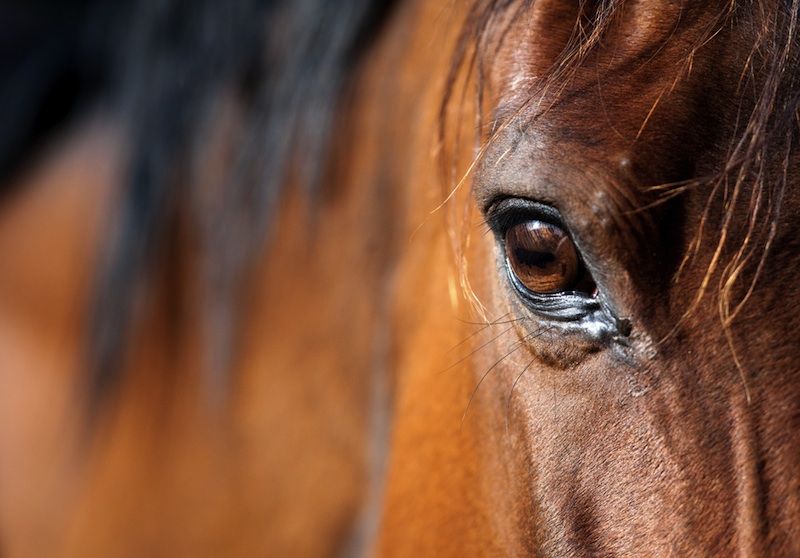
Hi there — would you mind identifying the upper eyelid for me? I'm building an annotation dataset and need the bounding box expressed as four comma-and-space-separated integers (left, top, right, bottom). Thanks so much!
485, 197, 568, 234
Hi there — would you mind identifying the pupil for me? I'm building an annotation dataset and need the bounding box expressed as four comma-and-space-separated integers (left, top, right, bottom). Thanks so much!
514, 248, 555, 269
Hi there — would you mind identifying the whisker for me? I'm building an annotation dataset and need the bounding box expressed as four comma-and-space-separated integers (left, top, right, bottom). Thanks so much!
504, 356, 538, 435
440, 324, 517, 374
447, 316, 527, 354
461, 326, 550, 427
454, 311, 512, 327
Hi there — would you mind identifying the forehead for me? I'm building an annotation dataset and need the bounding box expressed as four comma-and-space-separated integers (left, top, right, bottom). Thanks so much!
484, 0, 730, 111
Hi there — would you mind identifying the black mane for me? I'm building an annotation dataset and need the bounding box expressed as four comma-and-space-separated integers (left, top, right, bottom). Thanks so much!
0, 0, 396, 406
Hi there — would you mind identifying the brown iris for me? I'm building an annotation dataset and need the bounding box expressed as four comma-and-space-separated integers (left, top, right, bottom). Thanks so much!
504, 220, 580, 294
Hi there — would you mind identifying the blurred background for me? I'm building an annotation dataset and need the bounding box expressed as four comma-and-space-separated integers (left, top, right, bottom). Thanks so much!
0, 0, 459, 556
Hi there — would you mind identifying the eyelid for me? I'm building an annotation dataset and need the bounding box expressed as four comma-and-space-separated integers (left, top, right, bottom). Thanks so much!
485, 197, 566, 235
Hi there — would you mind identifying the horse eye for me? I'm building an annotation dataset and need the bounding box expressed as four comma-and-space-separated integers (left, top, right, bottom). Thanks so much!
504, 220, 580, 294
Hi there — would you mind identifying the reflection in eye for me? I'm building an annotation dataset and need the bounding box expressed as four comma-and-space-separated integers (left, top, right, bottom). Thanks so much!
504, 220, 580, 294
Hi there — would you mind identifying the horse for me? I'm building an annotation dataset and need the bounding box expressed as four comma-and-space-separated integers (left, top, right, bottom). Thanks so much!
0, 0, 798, 555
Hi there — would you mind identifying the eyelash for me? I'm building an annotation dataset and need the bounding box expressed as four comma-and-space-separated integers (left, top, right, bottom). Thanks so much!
485, 197, 563, 233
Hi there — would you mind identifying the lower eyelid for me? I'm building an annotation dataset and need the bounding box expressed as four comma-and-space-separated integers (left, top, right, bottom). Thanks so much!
506, 266, 600, 319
